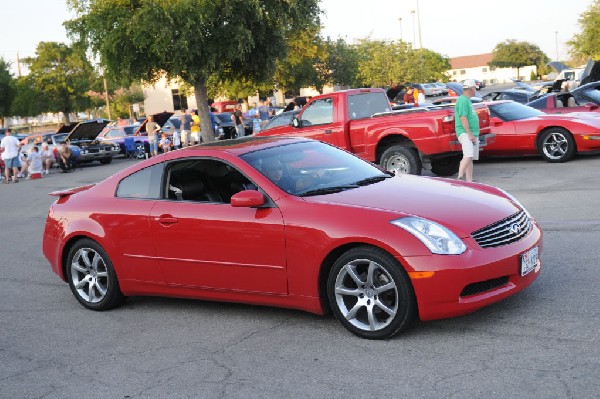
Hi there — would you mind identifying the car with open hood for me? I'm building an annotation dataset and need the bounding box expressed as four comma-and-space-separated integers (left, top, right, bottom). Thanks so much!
64, 120, 120, 164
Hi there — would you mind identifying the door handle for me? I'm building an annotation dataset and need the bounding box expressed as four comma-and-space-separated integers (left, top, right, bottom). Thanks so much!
156, 216, 178, 225
324, 129, 333, 134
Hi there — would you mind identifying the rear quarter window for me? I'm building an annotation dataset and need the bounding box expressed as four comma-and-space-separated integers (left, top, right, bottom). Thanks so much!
116, 163, 163, 199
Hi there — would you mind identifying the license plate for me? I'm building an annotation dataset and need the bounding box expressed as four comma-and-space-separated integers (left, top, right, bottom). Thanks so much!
520, 246, 538, 276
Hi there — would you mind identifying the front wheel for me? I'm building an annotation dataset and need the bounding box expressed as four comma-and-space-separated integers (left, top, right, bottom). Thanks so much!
380, 145, 422, 175
538, 128, 576, 163
327, 246, 417, 339
66, 239, 124, 311
100, 157, 113, 165
431, 156, 460, 177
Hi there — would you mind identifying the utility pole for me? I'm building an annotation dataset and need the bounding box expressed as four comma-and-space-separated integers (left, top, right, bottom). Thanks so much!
16, 53, 22, 78
416, 0, 422, 49
411, 10, 416, 47
398, 17, 403, 41
102, 71, 112, 120
555, 31, 559, 61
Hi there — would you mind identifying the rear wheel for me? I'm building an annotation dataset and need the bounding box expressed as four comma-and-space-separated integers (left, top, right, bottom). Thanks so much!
380, 145, 422, 175
538, 128, 575, 162
66, 239, 124, 311
327, 246, 417, 339
431, 156, 461, 177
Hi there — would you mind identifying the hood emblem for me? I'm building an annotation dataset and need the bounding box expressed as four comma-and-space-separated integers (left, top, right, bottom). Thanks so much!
509, 223, 521, 234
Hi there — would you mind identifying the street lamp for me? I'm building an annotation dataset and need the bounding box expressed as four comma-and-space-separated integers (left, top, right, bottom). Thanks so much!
411, 10, 416, 47
398, 17, 403, 41
416, 0, 423, 49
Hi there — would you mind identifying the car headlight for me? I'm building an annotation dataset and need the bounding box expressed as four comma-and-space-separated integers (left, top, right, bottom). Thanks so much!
391, 217, 466, 255
82, 150, 88, 154
497, 188, 531, 219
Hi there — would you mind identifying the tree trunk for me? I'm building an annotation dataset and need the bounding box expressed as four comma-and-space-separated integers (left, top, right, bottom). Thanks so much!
192, 77, 215, 143
516, 67, 520, 81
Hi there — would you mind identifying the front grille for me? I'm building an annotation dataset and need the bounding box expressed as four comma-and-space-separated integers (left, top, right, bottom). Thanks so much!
87, 148, 100, 154
471, 211, 531, 248
460, 276, 509, 297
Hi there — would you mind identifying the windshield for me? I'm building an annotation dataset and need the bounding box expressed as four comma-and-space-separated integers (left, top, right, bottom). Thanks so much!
581, 87, 600, 104
240, 141, 389, 196
53, 133, 69, 144
489, 101, 544, 121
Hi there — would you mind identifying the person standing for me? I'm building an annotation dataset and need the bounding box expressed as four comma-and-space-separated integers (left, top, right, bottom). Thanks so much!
0, 129, 22, 183
231, 104, 245, 139
259, 100, 270, 128
172, 129, 181, 149
180, 108, 191, 147
455, 79, 480, 182
146, 115, 161, 157
190, 110, 200, 145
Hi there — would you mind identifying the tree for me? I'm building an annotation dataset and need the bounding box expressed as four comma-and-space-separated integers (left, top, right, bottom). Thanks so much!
568, 0, 600, 61
24, 42, 98, 123
322, 38, 361, 88
66, 0, 321, 136
10, 76, 45, 119
490, 40, 549, 80
0, 58, 14, 127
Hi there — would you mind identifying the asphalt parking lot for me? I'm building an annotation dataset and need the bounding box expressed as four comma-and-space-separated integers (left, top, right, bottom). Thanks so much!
1, 154, 599, 398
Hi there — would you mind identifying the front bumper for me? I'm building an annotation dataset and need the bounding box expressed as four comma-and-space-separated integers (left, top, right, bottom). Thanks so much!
78, 145, 121, 161
402, 222, 542, 321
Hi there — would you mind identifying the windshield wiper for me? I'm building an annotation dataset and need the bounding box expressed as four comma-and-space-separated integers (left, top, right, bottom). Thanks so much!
298, 185, 359, 197
354, 175, 391, 186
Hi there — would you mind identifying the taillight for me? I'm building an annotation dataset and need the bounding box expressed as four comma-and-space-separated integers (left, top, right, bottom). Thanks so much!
442, 115, 455, 134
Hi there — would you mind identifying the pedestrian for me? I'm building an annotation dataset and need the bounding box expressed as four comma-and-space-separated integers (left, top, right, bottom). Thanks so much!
190, 110, 200, 145
252, 113, 262, 135
231, 103, 245, 139
208, 106, 218, 141
455, 79, 480, 182
180, 108, 191, 147
403, 88, 415, 104
146, 115, 161, 157
58, 142, 73, 173
28, 146, 43, 177
40, 143, 55, 174
249, 102, 259, 118
0, 129, 23, 183
172, 129, 181, 149
259, 100, 270, 128
158, 133, 171, 153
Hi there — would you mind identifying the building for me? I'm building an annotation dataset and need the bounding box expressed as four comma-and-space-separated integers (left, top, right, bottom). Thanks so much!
447, 53, 538, 85
143, 76, 197, 115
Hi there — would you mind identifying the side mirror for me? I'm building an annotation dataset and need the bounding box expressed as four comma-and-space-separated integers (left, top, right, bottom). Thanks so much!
490, 117, 503, 126
292, 117, 301, 128
231, 190, 265, 208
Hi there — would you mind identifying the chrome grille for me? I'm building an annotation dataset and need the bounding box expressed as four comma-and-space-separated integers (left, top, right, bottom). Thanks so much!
471, 211, 531, 248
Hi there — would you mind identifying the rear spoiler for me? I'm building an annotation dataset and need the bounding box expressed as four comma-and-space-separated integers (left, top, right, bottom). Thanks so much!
49, 184, 96, 197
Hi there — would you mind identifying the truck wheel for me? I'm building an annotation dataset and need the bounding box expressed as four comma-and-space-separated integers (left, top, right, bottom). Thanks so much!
431, 156, 460, 177
100, 157, 113, 165
538, 128, 576, 163
380, 145, 422, 175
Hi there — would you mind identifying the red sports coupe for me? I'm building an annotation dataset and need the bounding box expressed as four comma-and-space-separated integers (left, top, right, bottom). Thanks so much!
43, 137, 542, 339
484, 101, 600, 162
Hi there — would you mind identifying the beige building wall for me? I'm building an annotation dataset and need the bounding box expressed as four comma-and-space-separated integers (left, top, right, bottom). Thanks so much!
143, 76, 197, 115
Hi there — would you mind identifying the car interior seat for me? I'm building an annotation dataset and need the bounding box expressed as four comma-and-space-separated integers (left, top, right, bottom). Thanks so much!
567, 96, 577, 107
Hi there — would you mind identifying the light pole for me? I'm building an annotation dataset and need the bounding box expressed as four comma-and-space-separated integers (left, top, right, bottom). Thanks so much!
411, 10, 416, 47
416, 0, 422, 49
398, 17, 403, 41
555, 31, 559, 61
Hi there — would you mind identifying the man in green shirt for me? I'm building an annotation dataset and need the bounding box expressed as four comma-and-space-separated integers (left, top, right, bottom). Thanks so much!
455, 79, 480, 182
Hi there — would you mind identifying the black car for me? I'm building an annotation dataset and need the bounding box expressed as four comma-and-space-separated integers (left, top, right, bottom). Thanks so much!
213, 112, 240, 140
482, 89, 535, 104
64, 120, 121, 165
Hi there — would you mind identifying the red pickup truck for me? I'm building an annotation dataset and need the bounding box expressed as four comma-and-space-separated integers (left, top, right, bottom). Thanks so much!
256, 88, 493, 176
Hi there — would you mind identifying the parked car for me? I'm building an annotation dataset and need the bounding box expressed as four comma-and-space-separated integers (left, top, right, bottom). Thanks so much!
412, 83, 441, 96
213, 112, 238, 139
20, 130, 81, 164
63, 120, 120, 164
483, 100, 600, 162
95, 124, 148, 157
43, 137, 541, 339
433, 82, 448, 95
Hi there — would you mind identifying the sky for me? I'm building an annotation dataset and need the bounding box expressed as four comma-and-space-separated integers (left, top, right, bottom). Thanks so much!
0, 0, 593, 75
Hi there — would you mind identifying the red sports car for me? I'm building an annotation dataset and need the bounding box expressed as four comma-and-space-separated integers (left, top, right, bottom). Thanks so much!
43, 137, 542, 339
484, 101, 600, 162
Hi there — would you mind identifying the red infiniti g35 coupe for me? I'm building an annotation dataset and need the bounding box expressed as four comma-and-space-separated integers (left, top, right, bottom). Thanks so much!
43, 137, 542, 339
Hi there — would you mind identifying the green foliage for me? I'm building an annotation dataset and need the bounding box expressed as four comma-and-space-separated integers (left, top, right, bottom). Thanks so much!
322, 37, 361, 87
66, 0, 320, 133
10, 76, 44, 118
0, 58, 14, 126
568, 0, 600, 60
490, 40, 549, 78
23, 42, 98, 122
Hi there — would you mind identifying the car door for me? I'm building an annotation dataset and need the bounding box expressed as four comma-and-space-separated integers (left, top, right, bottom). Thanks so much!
294, 97, 341, 146
149, 158, 288, 294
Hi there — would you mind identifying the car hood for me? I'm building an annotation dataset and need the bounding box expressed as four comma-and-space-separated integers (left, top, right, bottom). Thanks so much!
305, 175, 520, 237
534, 112, 600, 128
137, 111, 174, 134
66, 120, 110, 141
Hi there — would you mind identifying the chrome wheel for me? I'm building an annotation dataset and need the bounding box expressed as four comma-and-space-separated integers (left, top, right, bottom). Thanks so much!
70, 248, 108, 303
384, 154, 411, 175
542, 132, 568, 160
380, 145, 421, 175
334, 259, 399, 332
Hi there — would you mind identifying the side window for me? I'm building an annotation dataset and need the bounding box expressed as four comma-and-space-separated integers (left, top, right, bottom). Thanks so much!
116, 163, 163, 199
301, 98, 333, 126
165, 159, 255, 203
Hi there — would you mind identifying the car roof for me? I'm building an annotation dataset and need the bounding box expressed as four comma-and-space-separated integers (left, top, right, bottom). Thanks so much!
175, 136, 311, 156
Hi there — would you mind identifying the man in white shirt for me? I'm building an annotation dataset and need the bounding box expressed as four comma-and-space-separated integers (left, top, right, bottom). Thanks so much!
0, 129, 23, 183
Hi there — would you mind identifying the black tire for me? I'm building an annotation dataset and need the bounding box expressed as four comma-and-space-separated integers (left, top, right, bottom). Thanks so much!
380, 145, 422, 175
100, 157, 113, 165
538, 128, 576, 163
66, 239, 125, 311
431, 156, 460, 177
327, 246, 417, 339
